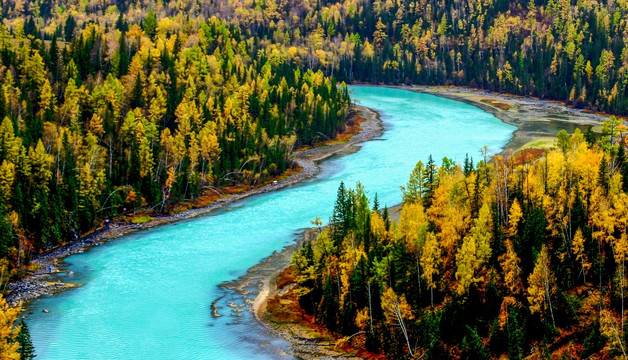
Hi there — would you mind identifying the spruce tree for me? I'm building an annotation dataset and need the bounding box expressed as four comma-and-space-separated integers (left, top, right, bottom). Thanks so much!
17, 319, 36, 360
0, 203, 13, 258
331, 182, 348, 245
618, 143, 628, 192
143, 10, 158, 39
463, 153, 474, 176
373, 193, 379, 212
584, 125, 596, 145
462, 326, 489, 360
598, 155, 609, 193
422, 155, 436, 207
64, 15, 76, 42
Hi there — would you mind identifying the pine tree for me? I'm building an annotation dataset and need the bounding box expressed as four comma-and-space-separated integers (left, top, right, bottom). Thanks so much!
598, 155, 609, 193
373, 193, 379, 212
0, 203, 13, 258
584, 125, 596, 145
48, 35, 59, 81
462, 326, 489, 360
618, 143, 628, 193
321, 275, 338, 332
331, 182, 348, 245
16, 319, 36, 360
117, 33, 130, 76
64, 15, 76, 41
463, 153, 474, 176
422, 155, 436, 207
143, 10, 157, 39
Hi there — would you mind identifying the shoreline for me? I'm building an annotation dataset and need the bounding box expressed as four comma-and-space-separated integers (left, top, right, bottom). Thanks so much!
7, 105, 384, 306
242, 206, 402, 359
393, 85, 608, 153
250, 85, 610, 359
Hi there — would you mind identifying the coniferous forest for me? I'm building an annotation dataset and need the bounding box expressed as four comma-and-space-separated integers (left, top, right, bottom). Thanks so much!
1, 0, 627, 266
290, 128, 628, 358
0, 0, 627, 357
0, 14, 351, 264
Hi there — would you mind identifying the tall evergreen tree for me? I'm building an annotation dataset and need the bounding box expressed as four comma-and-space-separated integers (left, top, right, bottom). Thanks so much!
422, 155, 436, 207
618, 143, 628, 192
16, 319, 36, 360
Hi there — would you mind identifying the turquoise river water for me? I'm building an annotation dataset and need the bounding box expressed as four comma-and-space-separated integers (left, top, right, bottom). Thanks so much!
25, 86, 517, 359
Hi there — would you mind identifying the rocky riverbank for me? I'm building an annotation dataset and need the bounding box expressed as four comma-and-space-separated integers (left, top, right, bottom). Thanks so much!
7, 105, 384, 306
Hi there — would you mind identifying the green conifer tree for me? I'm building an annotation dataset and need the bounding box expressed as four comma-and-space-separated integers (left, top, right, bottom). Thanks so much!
17, 319, 36, 360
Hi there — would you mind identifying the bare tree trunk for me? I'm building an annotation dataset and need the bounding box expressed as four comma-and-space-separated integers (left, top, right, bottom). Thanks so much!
604, 310, 627, 358
544, 263, 556, 328
416, 257, 421, 296
393, 300, 414, 357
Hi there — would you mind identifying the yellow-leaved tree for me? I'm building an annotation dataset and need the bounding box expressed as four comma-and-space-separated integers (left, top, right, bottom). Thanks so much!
508, 198, 522, 238
527, 245, 556, 327
381, 287, 415, 357
455, 235, 478, 296
0, 295, 20, 359
421, 232, 441, 307
572, 228, 590, 285
499, 240, 522, 295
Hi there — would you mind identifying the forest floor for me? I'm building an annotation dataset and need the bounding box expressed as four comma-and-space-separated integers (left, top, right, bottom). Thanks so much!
251, 85, 613, 359
6, 105, 384, 306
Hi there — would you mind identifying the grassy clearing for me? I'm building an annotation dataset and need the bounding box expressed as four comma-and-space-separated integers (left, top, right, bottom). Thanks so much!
130, 215, 155, 224
520, 137, 556, 150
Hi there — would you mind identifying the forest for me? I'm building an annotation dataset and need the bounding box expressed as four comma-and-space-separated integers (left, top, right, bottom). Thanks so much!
0, 0, 625, 269
288, 122, 628, 358
6, 0, 628, 113
0, 0, 627, 357
0, 14, 351, 269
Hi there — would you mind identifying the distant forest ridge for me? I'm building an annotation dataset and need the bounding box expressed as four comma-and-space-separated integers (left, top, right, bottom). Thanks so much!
5, 0, 628, 114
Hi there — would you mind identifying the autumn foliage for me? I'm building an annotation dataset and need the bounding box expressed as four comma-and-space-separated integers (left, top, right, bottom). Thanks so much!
292, 129, 628, 358
0, 14, 351, 269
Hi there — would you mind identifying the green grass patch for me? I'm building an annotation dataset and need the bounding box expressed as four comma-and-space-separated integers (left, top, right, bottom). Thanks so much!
131, 215, 155, 224
521, 137, 556, 150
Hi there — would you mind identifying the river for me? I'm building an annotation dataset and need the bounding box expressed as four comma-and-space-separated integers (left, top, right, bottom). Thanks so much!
25, 86, 517, 359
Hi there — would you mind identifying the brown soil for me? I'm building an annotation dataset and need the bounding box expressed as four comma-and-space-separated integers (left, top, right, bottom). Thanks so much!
261, 265, 386, 360
481, 98, 512, 110
511, 148, 547, 166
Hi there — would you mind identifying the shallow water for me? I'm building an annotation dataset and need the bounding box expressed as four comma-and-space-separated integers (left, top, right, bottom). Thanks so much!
25, 86, 516, 359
